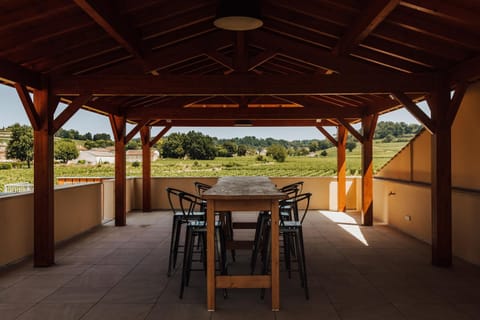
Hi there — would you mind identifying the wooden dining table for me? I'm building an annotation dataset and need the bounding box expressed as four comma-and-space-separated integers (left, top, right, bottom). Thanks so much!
202, 176, 286, 311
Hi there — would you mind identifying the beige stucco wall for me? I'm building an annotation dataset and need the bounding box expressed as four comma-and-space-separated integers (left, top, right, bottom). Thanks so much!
0, 193, 34, 266
0, 183, 103, 266
374, 80, 480, 265
54, 184, 102, 242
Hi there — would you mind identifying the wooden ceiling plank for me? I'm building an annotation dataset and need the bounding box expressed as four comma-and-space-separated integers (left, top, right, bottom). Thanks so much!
0, 58, 43, 89
333, 0, 401, 55
400, 0, 480, 31
53, 93, 92, 133
373, 23, 468, 61
388, 7, 480, 51
449, 55, 480, 84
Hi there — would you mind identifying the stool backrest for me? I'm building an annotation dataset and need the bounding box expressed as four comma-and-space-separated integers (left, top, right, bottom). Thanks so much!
280, 192, 312, 224
179, 191, 206, 217
166, 187, 184, 213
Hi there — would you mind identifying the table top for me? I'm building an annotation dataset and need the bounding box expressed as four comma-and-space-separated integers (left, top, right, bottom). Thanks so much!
202, 176, 286, 200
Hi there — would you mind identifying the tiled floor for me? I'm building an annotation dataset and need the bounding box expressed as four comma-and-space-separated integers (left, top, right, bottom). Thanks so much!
1, 210, 480, 320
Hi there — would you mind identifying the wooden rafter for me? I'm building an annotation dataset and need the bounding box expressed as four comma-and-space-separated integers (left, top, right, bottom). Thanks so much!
333, 0, 400, 56
73, 0, 144, 61
248, 50, 277, 71
251, 30, 397, 75
206, 50, 234, 71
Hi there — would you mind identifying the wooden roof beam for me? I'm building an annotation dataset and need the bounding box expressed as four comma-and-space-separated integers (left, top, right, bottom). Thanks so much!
51, 73, 437, 95
1, 59, 43, 89
145, 119, 330, 127
124, 104, 359, 120
333, 0, 400, 55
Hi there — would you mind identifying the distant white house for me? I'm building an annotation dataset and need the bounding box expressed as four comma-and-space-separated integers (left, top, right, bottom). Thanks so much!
73, 149, 160, 164
75, 150, 115, 164
126, 149, 159, 162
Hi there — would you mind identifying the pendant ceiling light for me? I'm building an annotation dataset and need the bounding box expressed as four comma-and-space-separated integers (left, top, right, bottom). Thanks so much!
214, 0, 263, 31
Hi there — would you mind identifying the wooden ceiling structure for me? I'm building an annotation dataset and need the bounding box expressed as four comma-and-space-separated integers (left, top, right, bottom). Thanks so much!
1, 0, 479, 269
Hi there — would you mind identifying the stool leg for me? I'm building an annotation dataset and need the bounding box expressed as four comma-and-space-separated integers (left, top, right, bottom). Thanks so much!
168, 217, 182, 277
180, 226, 193, 299
297, 227, 309, 299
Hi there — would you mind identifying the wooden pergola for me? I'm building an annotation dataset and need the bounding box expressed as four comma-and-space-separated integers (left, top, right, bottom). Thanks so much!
1, 0, 479, 269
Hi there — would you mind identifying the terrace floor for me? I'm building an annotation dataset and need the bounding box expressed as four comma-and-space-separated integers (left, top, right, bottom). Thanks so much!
1, 210, 480, 320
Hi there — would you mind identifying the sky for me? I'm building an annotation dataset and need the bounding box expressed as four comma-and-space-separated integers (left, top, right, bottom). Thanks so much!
0, 85, 421, 141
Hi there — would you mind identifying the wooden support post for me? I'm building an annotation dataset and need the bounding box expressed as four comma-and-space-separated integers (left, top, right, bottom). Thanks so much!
25, 87, 58, 267
428, 78, 459, 267
337, 126, 347, 212
110, 114, 127, 226
140, 126, 151, 212
361, 114, 378, 226
16, 83, 58, 267
32, 88, 57, 267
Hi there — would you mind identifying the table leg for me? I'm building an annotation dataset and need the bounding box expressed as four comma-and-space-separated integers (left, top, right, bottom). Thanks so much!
207, 200, 216, 311
271, 200, 280, 311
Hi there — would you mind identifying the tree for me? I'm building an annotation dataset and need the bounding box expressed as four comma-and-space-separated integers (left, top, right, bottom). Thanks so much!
184, 131, 216, 160
237, 144, 248, 156
93, 133, 111, 141
6, 124, 33, 167
267, 144, 287, 162
54, 139, 79, 163
126, 138, 141, 150
223, 141, 238, 155
161, 133, 186, 158
346, 141, 357, 152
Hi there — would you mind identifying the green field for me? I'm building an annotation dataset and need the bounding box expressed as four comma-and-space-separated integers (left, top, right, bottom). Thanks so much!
0, 140, 409, 192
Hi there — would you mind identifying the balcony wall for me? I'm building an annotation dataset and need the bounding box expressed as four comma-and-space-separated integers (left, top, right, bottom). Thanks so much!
373, 80, 480, 265
0, 183, 103, 266
131, 176, 361, 211
0, 176, 359, 267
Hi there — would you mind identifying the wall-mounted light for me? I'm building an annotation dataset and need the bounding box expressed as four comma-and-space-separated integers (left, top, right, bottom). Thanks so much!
214, 0, 263, 31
